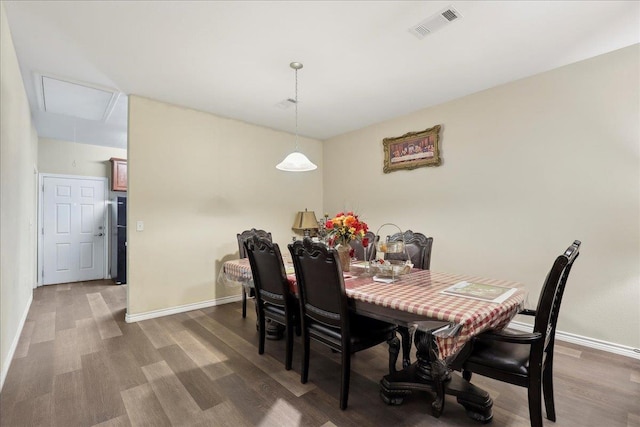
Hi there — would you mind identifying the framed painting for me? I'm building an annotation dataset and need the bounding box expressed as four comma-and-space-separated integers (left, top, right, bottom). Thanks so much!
383, 125, 441, 173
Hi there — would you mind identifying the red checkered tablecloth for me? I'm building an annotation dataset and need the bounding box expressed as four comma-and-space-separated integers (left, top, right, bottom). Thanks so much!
344, 270, 526, 358
223, 258, 253, 281
222, 260, 526, 359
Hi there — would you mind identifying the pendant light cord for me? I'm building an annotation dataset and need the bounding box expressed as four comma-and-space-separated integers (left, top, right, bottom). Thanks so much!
294, 66, 299, 151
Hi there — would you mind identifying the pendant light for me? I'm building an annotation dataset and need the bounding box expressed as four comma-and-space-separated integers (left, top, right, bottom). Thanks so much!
276, 62, 317, 172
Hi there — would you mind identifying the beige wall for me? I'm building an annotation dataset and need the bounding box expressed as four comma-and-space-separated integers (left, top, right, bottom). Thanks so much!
324, 45, 640, 349
38, 138, 127, 178
127, 96, 322, 316
0, 2, 39, 388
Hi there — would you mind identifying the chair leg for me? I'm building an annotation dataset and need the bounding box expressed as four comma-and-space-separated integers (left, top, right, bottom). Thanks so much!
258, 314, 265, 355
301, 331, 310, 384
340, 350, 351, 410
398, 326, 413, 368
285, 321, 294, 371
543, 356, 556, 421
528, 378, 543, 427
462, 370, 472, 381
387, 334, 400, 373
294, 312, 302, 337
242, 287, 247, 318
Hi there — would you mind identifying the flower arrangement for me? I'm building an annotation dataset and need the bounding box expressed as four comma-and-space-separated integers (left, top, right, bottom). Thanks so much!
325, 211, 369, 247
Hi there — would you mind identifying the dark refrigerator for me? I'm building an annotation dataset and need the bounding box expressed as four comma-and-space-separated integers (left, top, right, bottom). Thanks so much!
115, 196, 127, 284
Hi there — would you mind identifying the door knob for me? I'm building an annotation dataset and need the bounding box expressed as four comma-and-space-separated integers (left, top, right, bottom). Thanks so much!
95, 233, 104, 237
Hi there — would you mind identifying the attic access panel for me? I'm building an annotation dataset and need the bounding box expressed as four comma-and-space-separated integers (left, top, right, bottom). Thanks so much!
39, 75, 119, 121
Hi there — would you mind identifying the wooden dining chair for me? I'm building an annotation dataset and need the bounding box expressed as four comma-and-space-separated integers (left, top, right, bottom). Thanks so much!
349, 231, 376, 261
386, 229, 433, 269
244, 235, 298, 370
385, 230, 434, 367
237, 228, 272, 318
450, 240, 581, 427
288, 239, 400, 410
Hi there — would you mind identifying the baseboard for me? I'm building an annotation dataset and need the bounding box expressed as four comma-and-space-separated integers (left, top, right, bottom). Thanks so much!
1, 291, 33, 391
509, 320, 640, 360
125, 294, 243, 323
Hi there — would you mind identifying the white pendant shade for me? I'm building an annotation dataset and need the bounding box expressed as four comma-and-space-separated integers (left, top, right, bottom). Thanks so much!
276, 151, 317, 172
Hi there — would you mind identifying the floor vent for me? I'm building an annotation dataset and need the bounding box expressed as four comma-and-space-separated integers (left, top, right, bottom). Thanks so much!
409, 5, 462, 39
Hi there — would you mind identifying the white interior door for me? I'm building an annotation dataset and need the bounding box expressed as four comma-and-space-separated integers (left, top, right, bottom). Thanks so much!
42, 175, 107, 285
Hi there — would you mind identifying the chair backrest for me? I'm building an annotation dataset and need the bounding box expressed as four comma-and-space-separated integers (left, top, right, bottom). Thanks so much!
288, 239, 348, 332
237, 228, 272, 259
349, 231, 377, 261
533, 240, 581, 354
386, 230, 433, 269
244, 235, 290, 309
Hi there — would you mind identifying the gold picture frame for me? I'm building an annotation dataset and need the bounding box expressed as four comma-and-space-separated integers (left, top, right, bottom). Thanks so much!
383, 125, 441, 173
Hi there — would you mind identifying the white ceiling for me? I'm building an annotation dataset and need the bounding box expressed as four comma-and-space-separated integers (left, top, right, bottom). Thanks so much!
4, 1, 639, 150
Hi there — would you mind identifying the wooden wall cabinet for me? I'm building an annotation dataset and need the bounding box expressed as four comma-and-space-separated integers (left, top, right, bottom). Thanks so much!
110, 158, 127, 192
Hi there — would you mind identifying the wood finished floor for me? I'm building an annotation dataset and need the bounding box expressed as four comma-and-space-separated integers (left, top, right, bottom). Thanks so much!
1, 280, 638, 427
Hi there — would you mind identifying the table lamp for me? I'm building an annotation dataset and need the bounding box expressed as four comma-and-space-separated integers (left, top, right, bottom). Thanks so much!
292, 209, 319, 238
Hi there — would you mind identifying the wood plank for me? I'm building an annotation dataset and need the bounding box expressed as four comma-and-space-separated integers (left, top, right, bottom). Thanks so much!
157, 345, 225, 411
249, 395, 306, 426
116, 322, 164, 367
190, 313, 316, 397
121, 383, 172, 427
55, 289, 77, 331
52, 370, 89, 427
5, 392, 52, 427
81, 351, 127, 425
15, 341, 55, 402
91, 414, 132, 427
210, 372, 275, 426
76, 317, 104, 355
13, 320, 35, 359
105, 347, 149, 392
71, 289, 94, 321
178, 316, 236, 380
140, 361, 203, 425
169, 328, 232, 381
53, 327, 81, 375
491, 404, 530, 427
0, 357, 26, 412
100, 284, 127, 315
87, 292, 123, 339
137, 318, 176, 349
30, 311, 56, 344
556, 343, 582, 358
193, 400, 253, 427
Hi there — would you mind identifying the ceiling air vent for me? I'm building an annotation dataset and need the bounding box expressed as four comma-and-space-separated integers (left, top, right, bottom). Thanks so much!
409, 5, 462, 39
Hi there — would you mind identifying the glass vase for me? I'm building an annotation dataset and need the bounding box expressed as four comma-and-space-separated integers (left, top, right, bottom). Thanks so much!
335, 243, 351, 272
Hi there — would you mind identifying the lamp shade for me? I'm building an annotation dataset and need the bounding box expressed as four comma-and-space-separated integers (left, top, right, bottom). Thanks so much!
292, 209, 319, 232
292, 211, 303, 231
276, 151, 317, 172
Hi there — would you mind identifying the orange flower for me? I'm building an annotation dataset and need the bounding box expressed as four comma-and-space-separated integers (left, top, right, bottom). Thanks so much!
325, 212, 369, 246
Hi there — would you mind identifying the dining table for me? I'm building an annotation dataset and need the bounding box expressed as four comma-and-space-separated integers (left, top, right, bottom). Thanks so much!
221, 256, 527, 421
